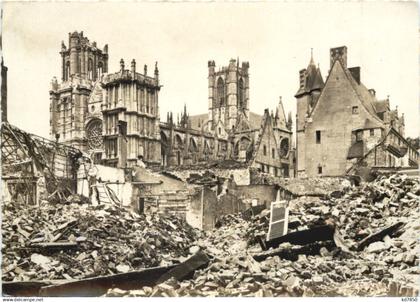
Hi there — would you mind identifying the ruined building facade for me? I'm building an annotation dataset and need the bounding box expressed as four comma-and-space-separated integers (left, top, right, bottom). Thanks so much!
49, 32, 294, 177
295, 46, 418, 177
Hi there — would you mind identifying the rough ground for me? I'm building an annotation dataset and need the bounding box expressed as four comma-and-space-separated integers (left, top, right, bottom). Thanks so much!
106, 173, 420, 297
2, 173, 419, 297
2, 202, 199, 281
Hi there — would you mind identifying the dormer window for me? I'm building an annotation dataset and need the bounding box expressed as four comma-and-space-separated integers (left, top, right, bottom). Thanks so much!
356, 130, 363, 141
352, 106, 359, 114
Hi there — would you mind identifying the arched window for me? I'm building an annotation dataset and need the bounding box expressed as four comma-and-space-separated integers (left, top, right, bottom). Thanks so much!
65, 61, 70, 81
238, 78, 244, 108
86, 119, 103, 150
98, 62, 103, 79
217, 77, 225, 107
88, 59, 93, 80
280, 138, 290, 158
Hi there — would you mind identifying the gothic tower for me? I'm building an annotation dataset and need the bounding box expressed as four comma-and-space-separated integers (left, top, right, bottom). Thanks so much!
295, 49, 324, 176
208, 59, 249, 135
49, 31, 108, 150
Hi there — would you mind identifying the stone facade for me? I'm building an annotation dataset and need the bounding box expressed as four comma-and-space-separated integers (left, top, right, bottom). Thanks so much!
49, 31, 108, 151
295, 46, 418, 177
49, 31, 294, 177
101, 59, 161, 167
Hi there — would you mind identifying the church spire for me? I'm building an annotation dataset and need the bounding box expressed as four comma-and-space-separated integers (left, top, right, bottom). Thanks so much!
309, 48, 315, 65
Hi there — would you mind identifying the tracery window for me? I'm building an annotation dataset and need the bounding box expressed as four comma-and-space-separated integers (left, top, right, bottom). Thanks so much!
280, 138, 290, 158
238, 78, 244, 108
86, 119, 103, 150
217, 77, 225, 107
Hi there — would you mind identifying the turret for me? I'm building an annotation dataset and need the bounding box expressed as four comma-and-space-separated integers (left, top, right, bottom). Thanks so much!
131, 59, 136, 74
61, 31, 108, 82
154, 61, 159, 81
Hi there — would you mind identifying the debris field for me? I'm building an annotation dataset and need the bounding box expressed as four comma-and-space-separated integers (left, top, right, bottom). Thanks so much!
2, 173, 419, 297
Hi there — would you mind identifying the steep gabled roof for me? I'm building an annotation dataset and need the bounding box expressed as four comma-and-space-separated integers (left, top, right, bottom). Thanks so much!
249, 112, 263, 130
235, 110, 251, 132
295, 54, 325, 97
249, 110, 281, 164
374, 99, 390, 114
311, 58, 384, 127
353, 118, 385, 131
275, 99, 287, 130
311, 68, 325, 91
188, 113, 208, 131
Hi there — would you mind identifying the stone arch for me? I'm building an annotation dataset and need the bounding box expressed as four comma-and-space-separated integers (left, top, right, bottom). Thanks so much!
173, 134, 184, 150
234, 135, 252, 160
189, 137, 198, 152
188, 137, 199, 163
160, 131, 169, 167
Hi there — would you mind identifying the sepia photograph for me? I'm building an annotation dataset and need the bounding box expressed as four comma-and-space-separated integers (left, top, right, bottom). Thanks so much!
1, 1, 419, 298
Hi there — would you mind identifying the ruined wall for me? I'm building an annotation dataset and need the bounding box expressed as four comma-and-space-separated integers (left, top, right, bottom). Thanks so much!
252, 124, 282, 175
186, 186, 218, 231
236, 184, 277, 208
77, 164, 132, 206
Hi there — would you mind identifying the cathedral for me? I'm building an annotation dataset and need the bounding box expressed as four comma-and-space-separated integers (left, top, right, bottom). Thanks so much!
49, 31, 294, 177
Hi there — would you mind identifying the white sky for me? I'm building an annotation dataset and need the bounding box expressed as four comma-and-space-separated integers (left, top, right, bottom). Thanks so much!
2, 1, 419, 138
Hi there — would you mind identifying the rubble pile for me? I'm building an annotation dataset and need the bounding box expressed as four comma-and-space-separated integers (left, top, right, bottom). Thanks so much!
107, 215, 293, 297
289, 173, 419, 249
2, 201, 199, 281
3, 173, 419, 297
106, 173, 419, 297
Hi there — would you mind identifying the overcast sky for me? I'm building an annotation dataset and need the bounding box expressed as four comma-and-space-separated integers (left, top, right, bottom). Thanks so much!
2, 1, 419, 138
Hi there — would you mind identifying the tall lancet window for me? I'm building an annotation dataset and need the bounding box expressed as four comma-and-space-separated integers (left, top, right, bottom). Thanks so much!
217, 77, 225, 107
98, 62, 103, 79
88, 59, 93, 80
65, 61, 70, 81
238, 78, 244, 109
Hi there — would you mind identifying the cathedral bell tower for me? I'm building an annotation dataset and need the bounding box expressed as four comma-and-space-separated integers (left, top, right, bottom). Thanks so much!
207, 59, 249, 134
49, 31, 108, 151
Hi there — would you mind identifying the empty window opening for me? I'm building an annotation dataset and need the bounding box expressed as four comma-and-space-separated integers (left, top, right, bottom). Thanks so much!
316, 131, 321, 144
263, 145, 267, 156
356, 130, 363, 142
370, 129, 374, 136
272, 148, 275, 159
318, 165, 323, 174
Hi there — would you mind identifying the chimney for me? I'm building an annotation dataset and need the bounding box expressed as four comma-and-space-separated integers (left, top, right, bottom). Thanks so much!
330, 46, 347, 69
348, 67, 361, 84
120, 59, 125, 71
299, 69, 306, 89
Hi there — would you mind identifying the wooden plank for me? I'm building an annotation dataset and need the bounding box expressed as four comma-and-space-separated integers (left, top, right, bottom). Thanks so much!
38, 265, 176, 297
263, 225, 335, 250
